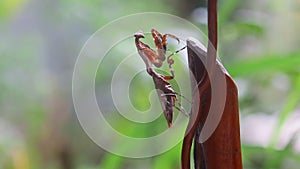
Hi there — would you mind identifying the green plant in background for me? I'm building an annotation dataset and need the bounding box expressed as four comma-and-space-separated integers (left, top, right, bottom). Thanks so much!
0, 0, 26, 20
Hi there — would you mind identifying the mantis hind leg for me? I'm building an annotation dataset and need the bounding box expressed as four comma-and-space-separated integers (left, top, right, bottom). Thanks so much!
161, 93, 192, 104
174, 102, 190, 117
161, 93, 190, 117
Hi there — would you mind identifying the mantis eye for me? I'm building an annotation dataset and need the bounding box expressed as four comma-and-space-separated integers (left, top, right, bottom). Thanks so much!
134, 31, 144, 38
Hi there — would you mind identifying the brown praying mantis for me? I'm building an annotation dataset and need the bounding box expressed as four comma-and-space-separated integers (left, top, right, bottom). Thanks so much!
134, 29, 187, 128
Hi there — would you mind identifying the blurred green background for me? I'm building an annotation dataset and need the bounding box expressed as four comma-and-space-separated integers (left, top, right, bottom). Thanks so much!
1, 0, 300, 169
